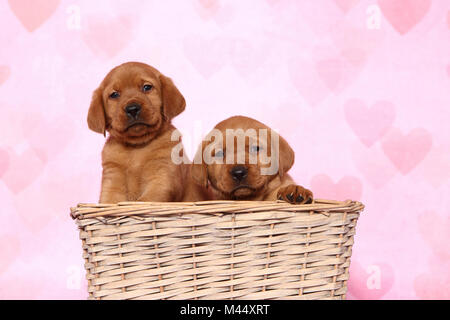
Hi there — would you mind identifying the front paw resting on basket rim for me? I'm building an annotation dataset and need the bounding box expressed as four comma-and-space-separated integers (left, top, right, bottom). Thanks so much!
277, 185, 313, 204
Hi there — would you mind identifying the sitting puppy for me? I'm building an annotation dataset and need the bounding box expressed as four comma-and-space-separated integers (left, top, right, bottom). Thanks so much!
88, 61, 204, 203
191, 116, 313, 204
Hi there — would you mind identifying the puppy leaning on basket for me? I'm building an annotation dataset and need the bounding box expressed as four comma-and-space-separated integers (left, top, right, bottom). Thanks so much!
191, 115, 314, 204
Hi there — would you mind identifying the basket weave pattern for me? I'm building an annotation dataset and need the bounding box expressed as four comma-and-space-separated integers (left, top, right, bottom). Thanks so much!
71, 199, 363, 300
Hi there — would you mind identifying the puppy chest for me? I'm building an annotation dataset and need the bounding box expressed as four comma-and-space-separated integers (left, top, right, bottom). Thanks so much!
124, 161, 146, 196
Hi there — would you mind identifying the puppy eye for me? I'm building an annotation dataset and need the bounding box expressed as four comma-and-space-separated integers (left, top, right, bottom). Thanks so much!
142, 84, 153, 92
109, 91, 120, 99
250, 145, 261, 153
214, 150, 224, 158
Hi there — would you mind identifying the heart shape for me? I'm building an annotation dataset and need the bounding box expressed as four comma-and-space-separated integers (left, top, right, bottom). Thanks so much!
289, 45, 364, 107
313, 46, 365, 94
82, 15, 134, 59
377, 0, 431, 35
1, 148, 45, 194
334, 0, 359, 13
344, 99, 396, 147
0, 66, 11, 85
315, 59, 343, 92
351, 143, 397, 189
381, 127, 432, 175
348, 261, 395, 299
310, 174, 363, 201
8, 0, 60, 32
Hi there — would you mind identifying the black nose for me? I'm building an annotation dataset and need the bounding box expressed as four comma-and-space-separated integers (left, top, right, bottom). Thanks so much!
125, 103, 141, 119
230, 166, 248, 181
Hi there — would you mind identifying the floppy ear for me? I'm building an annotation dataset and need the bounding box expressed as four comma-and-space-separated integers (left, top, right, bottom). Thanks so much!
191, 142, 208, 188
277, 134, 295, 178
159, 74, 186, 121
87, 88, 106, 135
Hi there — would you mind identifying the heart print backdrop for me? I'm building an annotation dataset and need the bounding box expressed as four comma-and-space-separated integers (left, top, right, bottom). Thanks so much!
0, 0, 449, 299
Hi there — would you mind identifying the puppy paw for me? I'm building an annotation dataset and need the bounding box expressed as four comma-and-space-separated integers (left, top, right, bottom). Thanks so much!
277, 185, 313, 204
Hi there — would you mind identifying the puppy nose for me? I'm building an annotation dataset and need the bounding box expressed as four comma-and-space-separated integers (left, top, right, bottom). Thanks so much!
230, 166, 248, 181
125, 103, 141, 119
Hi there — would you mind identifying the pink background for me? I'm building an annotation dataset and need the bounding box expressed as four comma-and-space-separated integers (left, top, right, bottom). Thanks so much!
0, 0, 449, 299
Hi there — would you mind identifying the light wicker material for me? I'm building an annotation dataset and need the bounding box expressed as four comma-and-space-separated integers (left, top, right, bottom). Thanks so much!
71, 199, 364, 300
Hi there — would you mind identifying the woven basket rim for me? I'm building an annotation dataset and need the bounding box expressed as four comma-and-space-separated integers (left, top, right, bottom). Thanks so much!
70, 199, 364, 221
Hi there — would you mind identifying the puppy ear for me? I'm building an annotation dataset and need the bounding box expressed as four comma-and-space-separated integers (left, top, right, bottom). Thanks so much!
277, 134, 295, 178
159, 74, 186, 121
87, 88, 106, 135
191, 142, 208, 188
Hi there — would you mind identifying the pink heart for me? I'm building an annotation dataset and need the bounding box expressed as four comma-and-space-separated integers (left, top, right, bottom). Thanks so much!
310, 174, 362, 201
82, 15, 134, 59
334, 0, 359, 13
289, 44, 364, 107
183, 36, 231, 78
8, 0, 60, 32
0, 235, 20, 274
1, 148, 45, 194
351, 143, 397, 189
315, 59, 343, 92
0, 66, 11, 85
381, 127, 432, 175
377, 0, 431, 35
0, 148, 10, 179
348, 261, 395, 300
22, 114, 74, 163
314, 46, 364, 94
344, 99, 396, 147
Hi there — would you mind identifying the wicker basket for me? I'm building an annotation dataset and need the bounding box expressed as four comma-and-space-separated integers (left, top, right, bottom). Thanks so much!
71, 199, 364, 300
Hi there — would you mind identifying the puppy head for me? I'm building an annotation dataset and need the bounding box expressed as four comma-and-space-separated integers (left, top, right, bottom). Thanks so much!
87, 62, 185, 145
192, 116, 294, 200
